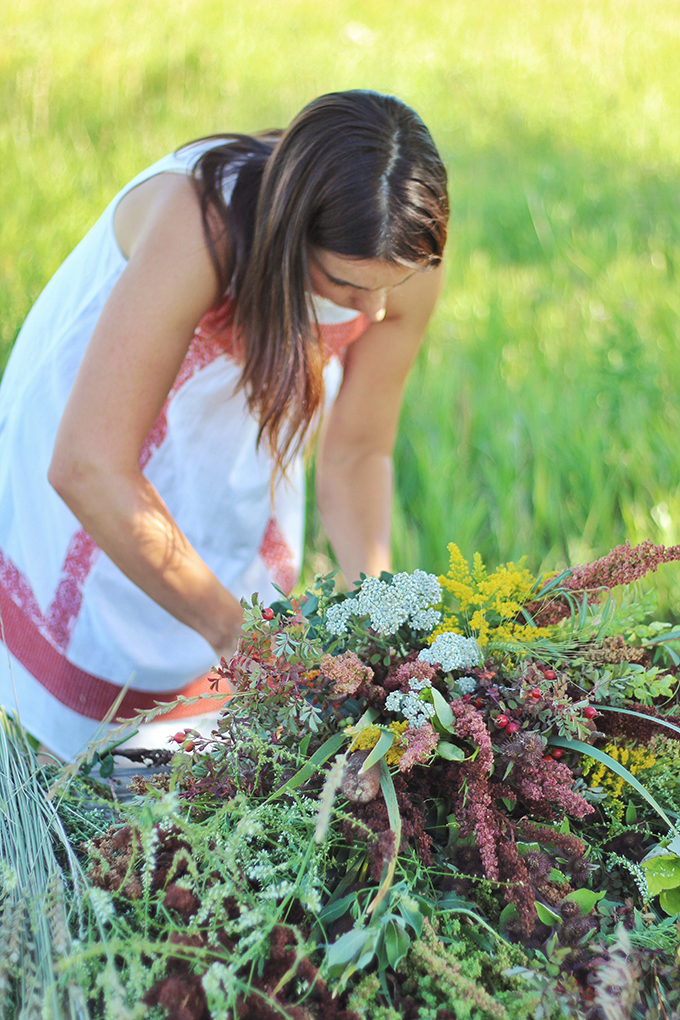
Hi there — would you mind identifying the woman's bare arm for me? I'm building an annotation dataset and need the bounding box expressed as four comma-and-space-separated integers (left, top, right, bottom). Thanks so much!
48, 175, 244, 659
316, 264, 444, 585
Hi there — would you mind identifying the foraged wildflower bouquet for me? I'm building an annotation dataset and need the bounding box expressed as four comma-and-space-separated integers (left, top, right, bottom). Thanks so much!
3, 540, 680, 1020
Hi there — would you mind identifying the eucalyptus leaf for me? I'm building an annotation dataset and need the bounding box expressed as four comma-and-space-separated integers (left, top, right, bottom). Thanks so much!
535, 901, 562, 926
326, 927, 373, 970
438, 741, 465, 761
384, 918, 410, 969
644, 628, 680, 644
300, 594, 319, 617
318, 892, 357, 926
360, 729, 395, 773
368, 762, 402, 914
431, 686, 454, 731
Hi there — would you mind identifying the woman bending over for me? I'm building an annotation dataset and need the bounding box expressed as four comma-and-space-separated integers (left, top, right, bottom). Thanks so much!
0, 90, 449, 758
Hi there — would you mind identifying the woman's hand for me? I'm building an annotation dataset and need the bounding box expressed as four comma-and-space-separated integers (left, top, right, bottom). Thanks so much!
48, 174, 243, 656
316, 262, 444, 586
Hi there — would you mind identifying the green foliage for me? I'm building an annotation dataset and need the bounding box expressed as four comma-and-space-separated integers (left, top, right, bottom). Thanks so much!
62, 786, 330, 1015
6, 556, 680, 1015
617, 665, 678, 706
585, 662, 679, 706
396, 917, 538, 1020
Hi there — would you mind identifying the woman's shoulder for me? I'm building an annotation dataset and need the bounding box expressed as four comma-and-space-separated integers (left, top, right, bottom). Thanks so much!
113, 173, 200, 261
113, 138, 250, 266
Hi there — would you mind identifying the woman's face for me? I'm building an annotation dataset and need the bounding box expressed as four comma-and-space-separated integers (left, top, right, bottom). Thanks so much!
307, 249, 419, 323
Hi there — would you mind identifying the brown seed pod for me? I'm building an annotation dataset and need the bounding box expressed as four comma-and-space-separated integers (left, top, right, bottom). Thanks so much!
340, 751, 381, 803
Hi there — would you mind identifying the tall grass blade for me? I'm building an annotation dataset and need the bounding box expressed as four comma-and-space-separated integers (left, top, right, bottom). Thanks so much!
595, 705, 680, 739
266, 730, 347, 802
367, 762, 402, 914
549, 735, 676, 831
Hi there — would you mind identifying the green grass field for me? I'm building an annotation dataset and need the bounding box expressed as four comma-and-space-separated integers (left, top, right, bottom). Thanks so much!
3, 0, 680, 611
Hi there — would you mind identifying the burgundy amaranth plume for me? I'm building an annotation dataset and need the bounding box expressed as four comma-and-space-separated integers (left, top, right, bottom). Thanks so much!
529, 540, 680, 626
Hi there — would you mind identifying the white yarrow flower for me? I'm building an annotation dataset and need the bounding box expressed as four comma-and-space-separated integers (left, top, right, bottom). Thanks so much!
419, 632, 482, 672
323, 570, 442, 638
455, 675, 478, 695
385, 676, 435, 729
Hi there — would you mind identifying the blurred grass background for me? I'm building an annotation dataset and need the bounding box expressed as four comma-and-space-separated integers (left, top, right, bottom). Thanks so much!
3, 0, 680, 612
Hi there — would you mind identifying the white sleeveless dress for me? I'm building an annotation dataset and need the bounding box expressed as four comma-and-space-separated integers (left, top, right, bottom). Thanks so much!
0, 142, 370, 759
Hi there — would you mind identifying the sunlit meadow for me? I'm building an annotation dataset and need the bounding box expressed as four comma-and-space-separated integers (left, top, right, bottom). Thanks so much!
3, 0, 680, 613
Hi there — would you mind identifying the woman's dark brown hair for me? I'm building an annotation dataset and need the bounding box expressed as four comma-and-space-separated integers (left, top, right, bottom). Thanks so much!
189, 90, 449, 470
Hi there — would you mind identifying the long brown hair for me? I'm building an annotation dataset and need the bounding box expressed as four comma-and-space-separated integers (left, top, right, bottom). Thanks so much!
189, 91, 449, 470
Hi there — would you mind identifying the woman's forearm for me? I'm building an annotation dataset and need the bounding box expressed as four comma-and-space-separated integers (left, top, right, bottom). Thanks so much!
48, 462, 243, 658
316, 449, 393, 586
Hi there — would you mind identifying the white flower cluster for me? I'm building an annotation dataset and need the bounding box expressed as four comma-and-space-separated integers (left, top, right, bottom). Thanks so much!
455, 675, 478, 695
385, 676, 436, 729
419, 632, 482, 672
324, 570, 442, 637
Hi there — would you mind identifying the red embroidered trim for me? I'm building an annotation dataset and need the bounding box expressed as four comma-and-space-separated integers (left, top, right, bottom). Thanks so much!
46, 529, 99, 651
318, 313, 371, 360
0, 545, 47, 637
0, 554, 228, 721
259, 518, 297, 596
139, 328, 231, 469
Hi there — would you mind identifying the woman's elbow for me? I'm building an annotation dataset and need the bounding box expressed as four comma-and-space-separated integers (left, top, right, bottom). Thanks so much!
47, 445, 100, 508
48, 451, 77, 505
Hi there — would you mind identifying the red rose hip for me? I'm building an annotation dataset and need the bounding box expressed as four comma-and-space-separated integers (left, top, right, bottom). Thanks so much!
495, 714, 509, 728
506, 721, 520, 735
584, 705, 598, 720
263, 607, 275, 620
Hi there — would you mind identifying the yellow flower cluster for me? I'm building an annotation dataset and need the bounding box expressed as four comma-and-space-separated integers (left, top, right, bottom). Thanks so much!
430, 543, 550, 648
348, 721, 409, 765
584, 741, 656, 821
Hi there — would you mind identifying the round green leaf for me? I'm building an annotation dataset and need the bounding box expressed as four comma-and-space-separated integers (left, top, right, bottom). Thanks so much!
562, 889, 605, 915
499, 903, 518, 929
659, 887, 680, 916
641, 854, 680, 897
438, 741, 465, 761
